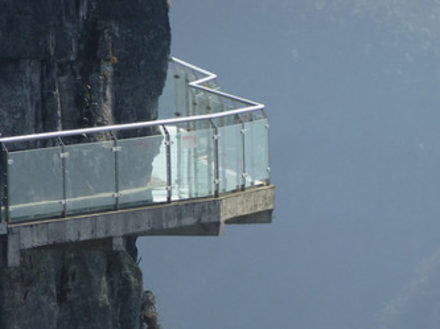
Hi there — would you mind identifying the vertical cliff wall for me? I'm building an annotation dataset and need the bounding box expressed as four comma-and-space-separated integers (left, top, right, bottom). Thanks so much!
0, 0, 170, 328
0, 0, 170, 136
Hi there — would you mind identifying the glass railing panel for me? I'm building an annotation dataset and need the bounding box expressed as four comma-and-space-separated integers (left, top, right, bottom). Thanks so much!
0, 163, 4, 222
7, 146, 63, 221
209, 94, 226, 113
214, 108, 242, 128
193, 92, 212, 130
169, 126, 182, 200
171, 126, 215, 200
187, 72, 197, 117
195, 92, 210, 115
244, 118, 270, 187
65, 141, 115, 215
158, 63, 176, 119
117, 134, 166, 206
174, 68, 188, 117
218, 124, 244, 193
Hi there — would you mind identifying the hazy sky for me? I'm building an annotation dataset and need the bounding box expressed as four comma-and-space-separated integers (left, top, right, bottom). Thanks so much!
139, 1, 440, 328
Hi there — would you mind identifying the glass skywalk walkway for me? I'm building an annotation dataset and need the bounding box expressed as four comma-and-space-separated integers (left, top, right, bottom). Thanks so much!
0, 58, 270, 223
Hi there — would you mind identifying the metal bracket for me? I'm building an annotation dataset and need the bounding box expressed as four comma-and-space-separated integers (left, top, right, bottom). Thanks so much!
7, 159, 13, 165
112, 192, 122, 198
60, 152, 69, 159
112, 146, 121, 152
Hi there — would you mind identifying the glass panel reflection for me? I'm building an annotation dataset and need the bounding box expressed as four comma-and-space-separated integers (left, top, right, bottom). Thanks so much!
65, 141, 115, 215
171, 126, 215, 199
245, 118, 270, 187
218, 124, 244, 193
118, 134, 166, 206
174, 68, 188, 117
8, 146, 63, 221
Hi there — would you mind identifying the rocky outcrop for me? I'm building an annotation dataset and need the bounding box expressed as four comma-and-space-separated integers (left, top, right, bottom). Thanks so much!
0, 244, 142, 329
0, 0, 170, 328
0, 0, 170, 138
140, 291, 160, 329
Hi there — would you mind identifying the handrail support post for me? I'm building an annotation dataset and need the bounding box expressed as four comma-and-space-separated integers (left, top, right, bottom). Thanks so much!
110, 132, 120, 210
209, 119, 220, 197
0, 143, 9, 222
57, 138, 68, 217
237, 114, 247, 191
162, 125, 172, 203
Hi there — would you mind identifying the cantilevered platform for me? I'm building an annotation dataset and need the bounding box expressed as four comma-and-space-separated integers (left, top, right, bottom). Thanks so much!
0, 57, 274, 266
4, 186, 273, 266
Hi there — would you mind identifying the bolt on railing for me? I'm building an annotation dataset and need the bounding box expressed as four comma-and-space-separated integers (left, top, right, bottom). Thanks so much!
0, 57, 270, 223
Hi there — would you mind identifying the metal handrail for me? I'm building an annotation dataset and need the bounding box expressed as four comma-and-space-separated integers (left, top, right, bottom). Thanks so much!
0, 57, 265, 144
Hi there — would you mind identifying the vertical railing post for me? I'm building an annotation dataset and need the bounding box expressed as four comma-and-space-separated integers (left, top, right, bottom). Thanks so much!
0, 144, 3, 223
57, 138, 68, 217
209, 119, 220, 197
111, 131, 121, 210
184, 71, 190, 129
176, 125, 182, 199
238, 114, 247, 190
0, 143, 9, 222
162, 125, 172, 203
258, 109, 271, 185
190, 70, 198, 118
1, 143, 11, 222
216, 99, 227, 191
206, 127, 213, 196
172, 60, 181, 118
265, 120, 271, 185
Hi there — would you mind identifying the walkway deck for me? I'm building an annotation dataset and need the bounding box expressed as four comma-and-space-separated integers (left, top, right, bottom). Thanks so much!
0, 57, 274, 266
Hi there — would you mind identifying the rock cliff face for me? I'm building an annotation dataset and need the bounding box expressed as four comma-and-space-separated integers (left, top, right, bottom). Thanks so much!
0, 0, 170, 328
0, 0, 170, 137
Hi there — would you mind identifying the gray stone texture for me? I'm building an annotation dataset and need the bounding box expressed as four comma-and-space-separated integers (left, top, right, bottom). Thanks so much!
0, 0, 170, 328
0, 245, 143, 329
0, 0, 170, 138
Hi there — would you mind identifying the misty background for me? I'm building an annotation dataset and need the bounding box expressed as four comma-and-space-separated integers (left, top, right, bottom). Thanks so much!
138, 1, 440, 328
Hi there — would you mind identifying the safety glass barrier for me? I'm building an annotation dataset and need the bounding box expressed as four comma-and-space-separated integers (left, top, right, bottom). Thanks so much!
244, 118, 270, 187
217, 123, 244, 193
192, 92, 212, 130
0, 115, 269, 222
0, 153, 5, 222
209, 94, 227, 113
173, 61, 220, 90
164, 60, 256, 122
117, 133, 166, 206
194, 91, 209, 116
158, 64, 176, 119
170, 124, 215, 200
187, 72, 197, 117
174, 67, 188, 118
64, 140, 115, 215
0, 57, 269, 223
7, 146, 64, 222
